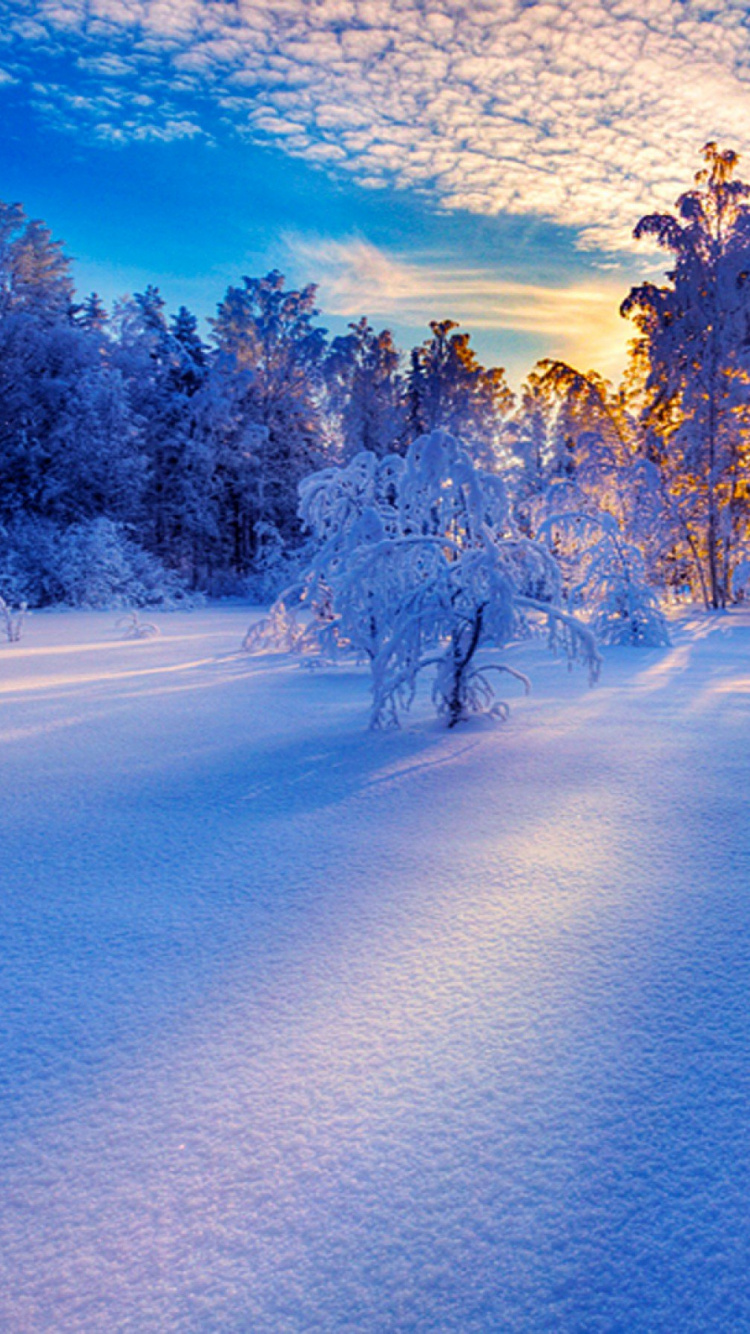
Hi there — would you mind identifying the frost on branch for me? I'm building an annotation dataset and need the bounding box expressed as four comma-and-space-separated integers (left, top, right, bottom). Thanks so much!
245, 432, 600, 727
241, 598, 325, 656
732, 558, 750, 601
116, 610, 160, 640
0, 593, 26, 643
539, 511, 670, 647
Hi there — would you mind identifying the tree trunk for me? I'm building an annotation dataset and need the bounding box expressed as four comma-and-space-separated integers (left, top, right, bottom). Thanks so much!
447, 605, 484, 727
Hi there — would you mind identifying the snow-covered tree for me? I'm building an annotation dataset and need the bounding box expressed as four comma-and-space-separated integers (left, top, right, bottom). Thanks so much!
110, 290, 215, 582
406, 321, 514, 470
249, 432, 599, 727
75, 291, 108, 333
210, 271, 328, 570
507, 359, 669, 629
622, 143, 750, 607
0, 202, 73, 321
324, 318, 405, 459
0, 513, 186, 608
539, 511, 670, 647
0, 593, 26, 643
512, 360, 633, 535
0, 213, 144, 546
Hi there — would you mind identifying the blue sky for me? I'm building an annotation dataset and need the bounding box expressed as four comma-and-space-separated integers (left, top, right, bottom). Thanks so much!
3, 0, 750, 385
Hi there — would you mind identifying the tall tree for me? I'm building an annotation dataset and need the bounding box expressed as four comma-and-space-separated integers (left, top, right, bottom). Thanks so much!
0, 203, 141, 532
210, 271, 328, 569
0, 202, 73, 320
622, 143, 750, 607
325, 318, 405, 458
406, 320, 514, 469
110, 291, 215, 580
75, 292, 108, 333
512, 360, 634, 536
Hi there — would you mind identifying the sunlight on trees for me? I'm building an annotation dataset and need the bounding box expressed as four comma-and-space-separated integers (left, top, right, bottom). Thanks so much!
246, 432, 600, 727
622, 143, 750, 609
3, 145, 750, 668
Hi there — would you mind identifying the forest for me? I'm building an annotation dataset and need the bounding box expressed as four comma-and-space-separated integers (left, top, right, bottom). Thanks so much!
2, 143, 749, 632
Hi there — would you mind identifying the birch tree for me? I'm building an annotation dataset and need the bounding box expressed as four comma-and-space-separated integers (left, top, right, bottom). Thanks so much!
622, 143, 750, 607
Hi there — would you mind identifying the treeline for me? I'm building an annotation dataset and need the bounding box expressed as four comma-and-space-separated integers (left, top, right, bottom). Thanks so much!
2, 142, 750, 611
0, 210, 514, 606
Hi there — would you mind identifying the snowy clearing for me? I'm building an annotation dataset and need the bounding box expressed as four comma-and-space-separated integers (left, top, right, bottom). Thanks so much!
1, 607, 750, 1332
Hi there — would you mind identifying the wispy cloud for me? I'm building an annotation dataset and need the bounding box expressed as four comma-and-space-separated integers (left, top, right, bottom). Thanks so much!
286, 234, 632, 380
6, 0, 750, 249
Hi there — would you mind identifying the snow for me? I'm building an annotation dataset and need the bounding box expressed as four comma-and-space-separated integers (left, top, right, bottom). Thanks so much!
1, 607, 750, 1331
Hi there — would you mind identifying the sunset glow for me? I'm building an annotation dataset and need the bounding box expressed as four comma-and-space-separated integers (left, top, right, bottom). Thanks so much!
4, 0, 749, 378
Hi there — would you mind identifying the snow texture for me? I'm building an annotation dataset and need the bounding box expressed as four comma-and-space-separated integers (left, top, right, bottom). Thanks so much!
1, 607, 750, 1331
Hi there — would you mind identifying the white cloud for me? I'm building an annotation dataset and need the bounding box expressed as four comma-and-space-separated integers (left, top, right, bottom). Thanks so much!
9, 0, 750, 248
286, 233, 632, 379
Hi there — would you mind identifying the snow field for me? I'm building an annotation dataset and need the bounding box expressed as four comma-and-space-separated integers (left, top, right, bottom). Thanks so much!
1, 608, 750, 1331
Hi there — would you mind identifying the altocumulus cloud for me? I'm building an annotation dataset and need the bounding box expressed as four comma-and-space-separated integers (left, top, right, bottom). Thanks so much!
6, 0, 750, 247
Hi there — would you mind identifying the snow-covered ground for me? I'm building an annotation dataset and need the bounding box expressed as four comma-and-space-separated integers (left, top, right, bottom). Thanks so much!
1, 606, 749, 1332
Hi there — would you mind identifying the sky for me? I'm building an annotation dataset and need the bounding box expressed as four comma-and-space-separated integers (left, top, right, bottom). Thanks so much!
3, 0, 750, 386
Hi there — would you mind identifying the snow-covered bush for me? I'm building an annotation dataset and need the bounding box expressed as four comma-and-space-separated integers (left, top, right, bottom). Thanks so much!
116, 610, 160, 639
0, 515, 191, 609
242, 598, 323, 655
56, 519, 189, 609
732, 558, 750, 603
0, 593, 26, 642
247, 432, 600, 727
539, 511, 670, 647
0, 518, 61, 607
242, 521, 317, 606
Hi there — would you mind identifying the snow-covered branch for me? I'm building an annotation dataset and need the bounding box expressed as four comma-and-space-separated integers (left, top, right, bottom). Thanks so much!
245, 432, 601, 727
0, 594, 26, 643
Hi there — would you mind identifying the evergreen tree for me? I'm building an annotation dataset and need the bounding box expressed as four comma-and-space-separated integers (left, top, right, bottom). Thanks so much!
325, 318, 405, 458
0, 202, 73, 320
111, 291, 215, 582
75, 292, 108, 333
210, 271, 328, 570
406, 320, 513, 469
0, 205, 140, 534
